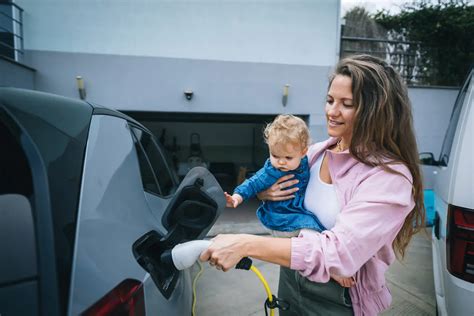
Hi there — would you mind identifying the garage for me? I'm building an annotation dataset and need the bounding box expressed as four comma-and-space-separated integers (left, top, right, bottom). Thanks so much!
124, 111, 309, 193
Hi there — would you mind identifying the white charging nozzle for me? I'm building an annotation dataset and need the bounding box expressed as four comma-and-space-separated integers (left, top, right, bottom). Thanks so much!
170, 240, 212, 270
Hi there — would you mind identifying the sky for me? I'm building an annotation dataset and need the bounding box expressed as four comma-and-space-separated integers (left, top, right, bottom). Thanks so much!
341, 0, 474, 15
341, 0, 412, 15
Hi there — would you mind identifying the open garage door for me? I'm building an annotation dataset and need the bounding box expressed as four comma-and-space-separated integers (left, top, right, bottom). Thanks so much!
123, 111, 309, 193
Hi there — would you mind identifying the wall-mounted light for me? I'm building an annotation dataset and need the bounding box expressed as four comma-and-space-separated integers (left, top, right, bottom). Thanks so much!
282, 84, 290, 107
184, 89, 193, 101
76, 76, 86, 100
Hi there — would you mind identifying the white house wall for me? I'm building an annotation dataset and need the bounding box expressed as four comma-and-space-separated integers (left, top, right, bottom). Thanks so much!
18, 0, 340, 142
25, 50, 332, 116
409, 87, 458, 156
18, 0, 340, 66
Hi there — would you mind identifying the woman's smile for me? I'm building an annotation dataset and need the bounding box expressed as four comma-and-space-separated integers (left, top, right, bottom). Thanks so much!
328, 119, 344, 126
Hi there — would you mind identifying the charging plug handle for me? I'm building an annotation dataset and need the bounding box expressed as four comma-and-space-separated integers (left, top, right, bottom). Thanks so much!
235, 257, 253, 270
171, 240, 212, 270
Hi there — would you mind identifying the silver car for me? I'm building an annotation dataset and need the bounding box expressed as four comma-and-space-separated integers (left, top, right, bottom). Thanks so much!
0, 88, 225, 315
420, 68, 474, 315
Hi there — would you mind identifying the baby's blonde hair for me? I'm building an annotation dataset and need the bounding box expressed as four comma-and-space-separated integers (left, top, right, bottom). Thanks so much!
264, 114, 310, 149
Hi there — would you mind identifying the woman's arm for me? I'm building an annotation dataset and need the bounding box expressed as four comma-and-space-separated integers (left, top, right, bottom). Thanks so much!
199, 234, 291, 272
203, 165, 415, 281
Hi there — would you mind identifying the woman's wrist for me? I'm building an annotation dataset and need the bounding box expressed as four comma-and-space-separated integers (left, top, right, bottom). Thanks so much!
240, 234, 292, 267
240, 234, 258, 257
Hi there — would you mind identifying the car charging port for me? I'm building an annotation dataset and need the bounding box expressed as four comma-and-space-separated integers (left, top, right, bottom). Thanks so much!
132, 230, 178, 299
132, 177, 219, 299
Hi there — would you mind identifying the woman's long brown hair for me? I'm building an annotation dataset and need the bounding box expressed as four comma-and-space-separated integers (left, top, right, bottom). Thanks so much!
330, 55, 425, 259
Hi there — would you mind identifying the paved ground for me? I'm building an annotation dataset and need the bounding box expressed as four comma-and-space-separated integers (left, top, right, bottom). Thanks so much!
192, 199, 436, 315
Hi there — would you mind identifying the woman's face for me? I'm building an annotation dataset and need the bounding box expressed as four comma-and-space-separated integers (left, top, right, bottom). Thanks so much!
325, 75, 355, 145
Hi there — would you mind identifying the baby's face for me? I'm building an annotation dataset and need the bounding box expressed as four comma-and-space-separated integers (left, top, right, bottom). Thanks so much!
269, 142, 307, 172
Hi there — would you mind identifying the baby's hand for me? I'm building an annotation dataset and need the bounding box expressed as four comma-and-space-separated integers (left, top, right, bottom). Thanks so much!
224, 192, 241, 208
331, 275, 356, 288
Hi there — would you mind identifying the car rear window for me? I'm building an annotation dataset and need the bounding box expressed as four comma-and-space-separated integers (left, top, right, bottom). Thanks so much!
0, 117, 37, 285
0, 116, 33, 196
439, 75, 471, 165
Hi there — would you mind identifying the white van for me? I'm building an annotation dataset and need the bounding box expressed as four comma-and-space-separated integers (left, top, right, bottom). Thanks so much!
420, 68, 474, 315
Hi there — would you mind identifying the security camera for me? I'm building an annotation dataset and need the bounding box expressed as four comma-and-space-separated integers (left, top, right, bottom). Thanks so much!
184, 90, 193, 100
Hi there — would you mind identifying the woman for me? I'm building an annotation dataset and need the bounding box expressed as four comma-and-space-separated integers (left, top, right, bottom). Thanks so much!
200, 55, 425, 315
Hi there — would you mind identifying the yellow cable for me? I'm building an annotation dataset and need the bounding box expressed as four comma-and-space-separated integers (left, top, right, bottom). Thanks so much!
250, 265, 275, 316
192, 260, 204, 316
191, 261, 276, 316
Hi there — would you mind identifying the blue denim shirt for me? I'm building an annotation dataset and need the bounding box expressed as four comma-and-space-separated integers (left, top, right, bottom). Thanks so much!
234, 156, 326, 232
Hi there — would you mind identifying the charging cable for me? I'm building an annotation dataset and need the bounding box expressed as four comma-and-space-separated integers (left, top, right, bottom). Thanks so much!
170, 240, 289, 316
191, 256, 289, 316
192, 260, 204, 316
235, 257, 289, 316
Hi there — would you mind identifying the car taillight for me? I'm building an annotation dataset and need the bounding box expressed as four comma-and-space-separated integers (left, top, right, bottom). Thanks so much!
447, 204, 474, 283
81, 279, 145, 316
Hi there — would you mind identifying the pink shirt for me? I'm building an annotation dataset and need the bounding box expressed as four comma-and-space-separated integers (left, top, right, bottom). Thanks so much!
290, 138, 415, 315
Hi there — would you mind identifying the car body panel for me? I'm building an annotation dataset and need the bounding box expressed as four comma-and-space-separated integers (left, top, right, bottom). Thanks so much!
430, 69, 474, 316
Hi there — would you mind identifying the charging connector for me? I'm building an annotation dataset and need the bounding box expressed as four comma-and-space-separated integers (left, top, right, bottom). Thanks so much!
171, 240, 211, 270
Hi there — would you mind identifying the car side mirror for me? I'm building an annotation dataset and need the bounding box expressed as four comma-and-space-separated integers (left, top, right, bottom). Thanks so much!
419, 152, 438, 166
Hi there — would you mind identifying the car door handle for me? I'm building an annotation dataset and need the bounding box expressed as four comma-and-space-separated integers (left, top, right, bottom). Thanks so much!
434, 212, 440, 240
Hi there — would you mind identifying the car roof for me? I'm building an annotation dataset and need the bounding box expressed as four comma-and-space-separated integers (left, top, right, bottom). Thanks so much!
0, 86, 152, 135
0, 87, 93, 139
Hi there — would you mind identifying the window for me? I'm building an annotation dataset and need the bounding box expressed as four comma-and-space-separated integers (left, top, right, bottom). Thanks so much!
438, 75, 471, 166
131, 126, 177, 196
0, 1, 24, 62
132, 128, 160, 195
0, 114, 32, 196
0, 112, 37, 296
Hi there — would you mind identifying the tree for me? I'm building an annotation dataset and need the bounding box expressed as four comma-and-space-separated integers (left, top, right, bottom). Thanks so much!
374, 0, 474, 86
342, 7, 423, 84
342, 7, 388, 60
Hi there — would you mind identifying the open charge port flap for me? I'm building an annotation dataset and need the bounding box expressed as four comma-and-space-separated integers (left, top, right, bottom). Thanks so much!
132, 176, 220, 299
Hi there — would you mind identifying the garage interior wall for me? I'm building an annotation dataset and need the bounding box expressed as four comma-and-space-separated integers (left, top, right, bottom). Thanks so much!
144, 121, 267, 166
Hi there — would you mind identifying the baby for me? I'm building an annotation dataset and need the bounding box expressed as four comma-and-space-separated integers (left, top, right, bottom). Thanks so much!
225, 114, 354, 287
226, 114, 322, 234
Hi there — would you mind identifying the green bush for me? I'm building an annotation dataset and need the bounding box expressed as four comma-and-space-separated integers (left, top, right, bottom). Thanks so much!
374, 0, 474, 86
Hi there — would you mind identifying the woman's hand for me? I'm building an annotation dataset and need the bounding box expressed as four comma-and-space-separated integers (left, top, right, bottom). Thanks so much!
199, 234, 250, 272
256, 174, 299, 201
332, 275, 356, 288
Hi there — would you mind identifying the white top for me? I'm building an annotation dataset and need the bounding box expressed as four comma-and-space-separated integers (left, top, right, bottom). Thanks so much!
303, 152, 341, 229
